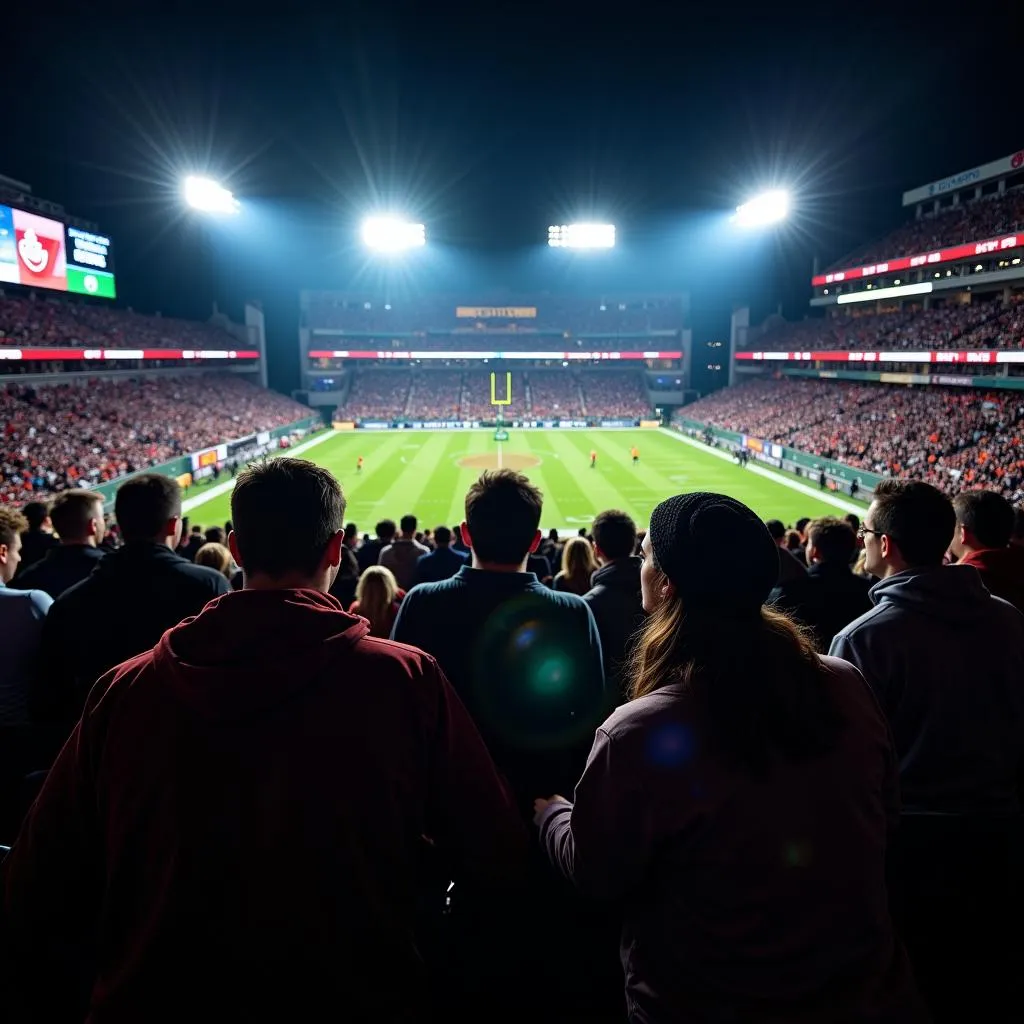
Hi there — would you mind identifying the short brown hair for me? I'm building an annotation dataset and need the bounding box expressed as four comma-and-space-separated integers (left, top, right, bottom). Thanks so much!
0, 507, 29, 548
805, 516, 856, 565
49, 489, 104, 542
871, 478, 955, 568
592, 509, 637, 560
115, 474, 182, 544
231, 458, 345, 577
464, 470, 542, 565
952, 490, 1015, 549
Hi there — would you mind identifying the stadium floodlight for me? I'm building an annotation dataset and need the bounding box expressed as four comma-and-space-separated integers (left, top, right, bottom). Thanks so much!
733, 189, 789, 228
183, 175, 240, 215
361, 217, 426, 252
547, 223, 616, 249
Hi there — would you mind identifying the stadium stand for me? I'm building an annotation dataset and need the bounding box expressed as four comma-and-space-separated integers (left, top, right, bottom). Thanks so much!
682, 378, 1024, 499
830, 185, 1024, 267
0, 294, 241, 350
1, 375, 311, 505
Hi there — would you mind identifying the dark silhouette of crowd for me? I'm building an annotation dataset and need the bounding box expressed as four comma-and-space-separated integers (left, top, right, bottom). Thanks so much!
1, 455, 1022, 1023
339, 368, 651, 422
684, 378, 1024, 500
1, 375, 312, 505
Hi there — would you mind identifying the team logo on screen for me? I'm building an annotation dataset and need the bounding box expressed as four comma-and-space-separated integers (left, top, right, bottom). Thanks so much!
17, 229, 50, 274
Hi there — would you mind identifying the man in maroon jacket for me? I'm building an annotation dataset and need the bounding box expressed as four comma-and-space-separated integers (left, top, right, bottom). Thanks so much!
951, 489, 1024, 614
2, 457, 525, 1023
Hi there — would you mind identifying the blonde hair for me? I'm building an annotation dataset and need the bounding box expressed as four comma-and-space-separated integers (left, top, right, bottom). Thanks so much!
194, 542, 233, 579
558, 536, 598, 593
354, 565, 399, 637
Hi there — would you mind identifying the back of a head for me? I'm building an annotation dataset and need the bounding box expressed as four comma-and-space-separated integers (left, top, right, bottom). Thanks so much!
465, 469, 542, 565
844, 513, 860, 534
115, 474, 182, 545
872, 478, 955, 568
191, 525, 203, 536
376, 519, 396, 543
592, 509, 637, 561
194, 542, 233, 577
765, 519, 786, 542
400, 514, 417, 536
22, 501, 50, 532
953, 490, 1015, 550
0, 506, 28, 550
355, 565, 397, 632
806, 516, 856, 566
50, 489, 103, 543
795, 517, 811, 536
231, 458, 345, 578
633, 492, 838, 770
433, 525, 452, 547
204, 526, 226, 546
562, 535, 597, 578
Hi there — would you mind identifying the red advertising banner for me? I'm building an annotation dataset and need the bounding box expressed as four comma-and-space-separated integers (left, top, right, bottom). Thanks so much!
735, 350, 1024, 364
0, 348, 260, 361
308, 349, 683, 360
811, 231, 1024, 287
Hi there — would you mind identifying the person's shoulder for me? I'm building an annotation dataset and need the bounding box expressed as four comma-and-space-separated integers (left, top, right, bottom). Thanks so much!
167, 554, 231, 591
0, 585, 51, 614
831, 599, 890, 645
344, 632, 444, 679
600, 684, 690, 741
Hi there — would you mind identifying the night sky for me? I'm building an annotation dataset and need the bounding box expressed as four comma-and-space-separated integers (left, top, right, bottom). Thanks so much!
3, 1, 1020, 391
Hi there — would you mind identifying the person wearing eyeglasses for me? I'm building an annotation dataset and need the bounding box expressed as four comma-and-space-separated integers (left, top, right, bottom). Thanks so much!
830, 478, 1024, 816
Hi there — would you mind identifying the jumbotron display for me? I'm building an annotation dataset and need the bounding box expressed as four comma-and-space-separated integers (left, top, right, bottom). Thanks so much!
0, 204, 116, 298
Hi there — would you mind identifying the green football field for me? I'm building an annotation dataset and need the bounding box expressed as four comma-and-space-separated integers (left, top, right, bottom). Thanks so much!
181, 428, 866, 534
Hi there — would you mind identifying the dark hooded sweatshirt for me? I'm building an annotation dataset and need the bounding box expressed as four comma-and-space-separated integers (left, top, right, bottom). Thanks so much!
2, 589, 525, 1023
830, 564, 1024, 813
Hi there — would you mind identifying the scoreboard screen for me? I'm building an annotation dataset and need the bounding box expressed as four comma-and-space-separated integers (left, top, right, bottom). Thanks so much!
0, 204, 116, 299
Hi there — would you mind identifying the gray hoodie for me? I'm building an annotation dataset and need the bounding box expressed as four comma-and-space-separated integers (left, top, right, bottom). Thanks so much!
830, 564, 1024, 814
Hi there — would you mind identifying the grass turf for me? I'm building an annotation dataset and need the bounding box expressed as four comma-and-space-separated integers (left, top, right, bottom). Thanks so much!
182, 428, 866, 535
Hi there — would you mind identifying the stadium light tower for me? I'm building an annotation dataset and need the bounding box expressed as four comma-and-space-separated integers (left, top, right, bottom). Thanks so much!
733, 189, 789, 228
361, 216, 426, 252
547, 223, 616, 249
183, 175, 241, 215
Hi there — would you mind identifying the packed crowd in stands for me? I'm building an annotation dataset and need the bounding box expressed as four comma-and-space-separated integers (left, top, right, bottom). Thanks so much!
832, 185, 1024, 267
0, 375, 311, 505
683, 378, 1024, 501
338, 368, 651, 421
0, 294, 240, 350
1, 459, 1022, 1023
748, 295, 1024, 353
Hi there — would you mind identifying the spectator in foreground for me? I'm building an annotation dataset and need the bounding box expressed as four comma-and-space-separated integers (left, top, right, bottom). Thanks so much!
536, 492, 924, 1023
357, 518, 396, 573
1, 457, 525, 1022
769, 516, 871, 651
380, 514, 430, 590
194, 541, 234, 581
15, 501, 58, 577
391, 470, 606, 807
33, 474, 231, 730
349, 565, 402, 638
0, 508, 52, 726
949, 490, 1024, 614
11, 489, 106, 599
414, 525, 468, 585
766, 518, 807, 583
582, 509, 643, 699
830, 479, 1024, 813
553, 536, 598, 596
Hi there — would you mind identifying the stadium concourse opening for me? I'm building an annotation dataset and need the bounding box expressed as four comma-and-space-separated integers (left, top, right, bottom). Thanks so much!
456, 451, 542, 471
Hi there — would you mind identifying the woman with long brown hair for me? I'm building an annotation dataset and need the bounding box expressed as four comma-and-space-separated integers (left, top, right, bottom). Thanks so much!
349, 565, 401, 638
535, 492, 923, 1023
553, 535, 598, 596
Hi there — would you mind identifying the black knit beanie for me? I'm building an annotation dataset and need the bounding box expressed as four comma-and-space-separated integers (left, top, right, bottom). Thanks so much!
648, 492, 779, 615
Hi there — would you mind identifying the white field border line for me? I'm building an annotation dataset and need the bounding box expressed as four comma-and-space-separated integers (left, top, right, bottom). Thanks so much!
181, 430, 338, 514
659, 428, 863, 516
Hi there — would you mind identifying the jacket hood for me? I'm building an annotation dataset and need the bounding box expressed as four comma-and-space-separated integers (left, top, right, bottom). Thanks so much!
153, 588, 370, 721
590, 556, 642, 590
869, 564, 994, 624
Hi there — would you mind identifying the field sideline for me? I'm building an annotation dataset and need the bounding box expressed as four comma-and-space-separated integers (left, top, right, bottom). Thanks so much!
181, 428, 866, 534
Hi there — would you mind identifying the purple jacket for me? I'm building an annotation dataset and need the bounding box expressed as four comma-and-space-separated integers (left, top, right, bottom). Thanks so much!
538, 656, 925, 1023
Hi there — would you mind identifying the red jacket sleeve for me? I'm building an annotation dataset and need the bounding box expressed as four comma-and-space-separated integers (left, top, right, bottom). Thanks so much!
422, 658, 528, 884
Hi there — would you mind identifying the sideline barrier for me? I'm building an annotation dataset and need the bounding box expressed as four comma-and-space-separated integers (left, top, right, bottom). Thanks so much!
673, 418, 881, 497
